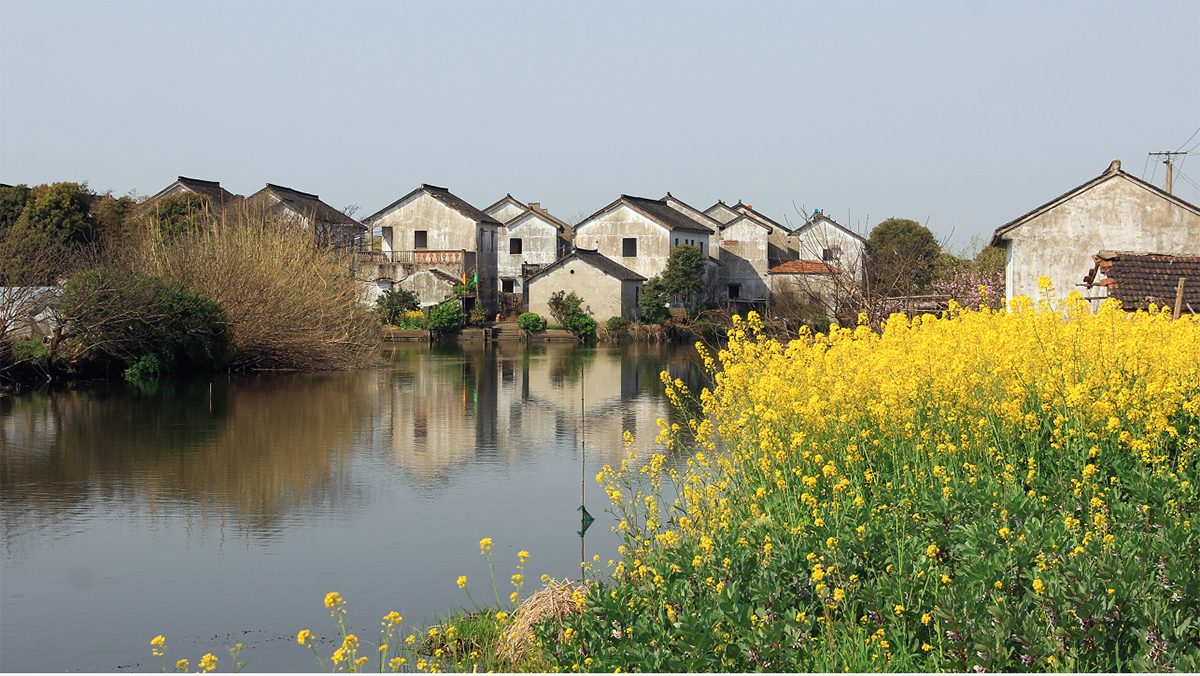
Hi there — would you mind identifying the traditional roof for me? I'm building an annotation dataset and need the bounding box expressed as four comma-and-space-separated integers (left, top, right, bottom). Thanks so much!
505, 202, 570, 233
149, 176, 238, 206
1083, 250, 1200, 312
663, 193, 725, 232
249, 184, 365, 230
365, 184, 501, 226
704, 200, 741, 225
789, 211, 866, 242
733, 201, 787, 234
525, 248, 646, 284
428, 269, 463, 285
768, 260, 837, 275
991, 160, 1200, 247
578, 195, 714, 235
483, 193, 527, 215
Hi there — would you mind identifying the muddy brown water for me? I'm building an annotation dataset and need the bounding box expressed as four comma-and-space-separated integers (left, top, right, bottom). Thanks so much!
0, 342, 706, 672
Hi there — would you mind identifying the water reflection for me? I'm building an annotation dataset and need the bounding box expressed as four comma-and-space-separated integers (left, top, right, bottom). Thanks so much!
0, 343, 706, 672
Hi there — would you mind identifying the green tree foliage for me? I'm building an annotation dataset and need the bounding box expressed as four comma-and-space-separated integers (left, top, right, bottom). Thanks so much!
59, 265, 231, 379
145, 192, 212, 238
427, 299, 463, 333
662, 244, 706, 307
0, 182, 97, 285
375, 287, 419, 325
92, 193, 137, 244
0, 184, 31, 234
517, 312, 546, 332
639, 276, 671, 324
547, 290, 583, 327
866, 217, 941, 296
974, 245, 1006, 276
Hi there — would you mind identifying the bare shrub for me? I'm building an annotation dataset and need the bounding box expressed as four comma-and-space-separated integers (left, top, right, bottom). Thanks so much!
129, 220, 376, 371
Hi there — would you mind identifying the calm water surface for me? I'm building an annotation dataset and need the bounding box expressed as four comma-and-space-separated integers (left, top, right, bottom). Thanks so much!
0, 342, 706, 672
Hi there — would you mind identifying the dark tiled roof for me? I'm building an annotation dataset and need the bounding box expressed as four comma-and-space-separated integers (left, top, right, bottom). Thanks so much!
429, 269, 463, 285
734, 201, 787, 233
526, 248, 646, 285
483, 193, 526, 215
365, 184, 500, 226
252, 184, 366, 230
768, 259, 836, 275
620, 195, 713, 234
1084, 250, 1200, 312
150, 176, 238, 206
991, 160, 1200, 247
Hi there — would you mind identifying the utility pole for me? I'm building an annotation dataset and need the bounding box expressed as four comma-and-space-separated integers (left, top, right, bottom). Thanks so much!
1149, 151, 1187, 195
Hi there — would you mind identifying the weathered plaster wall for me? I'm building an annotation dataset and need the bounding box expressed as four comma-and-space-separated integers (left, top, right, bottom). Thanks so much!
498, 213, 562, 291
527, 260, 637, 321
574, 205, 683, 280
375, 192, 478, 253
1001, 176, 1200, 303
487, 202, 525, 223
400, 270, 456, 307
769, 273, 838, 319
790, 219, 866, 281
718, 218, 771, 300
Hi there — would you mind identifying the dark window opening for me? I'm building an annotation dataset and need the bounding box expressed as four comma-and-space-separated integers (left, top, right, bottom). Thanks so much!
510, 238, 522, 254
502, 279, 515, 293
622, 238, 637, 257
728, 284, 741, 299
414, 230, 428, 249
822, 247, 841, 261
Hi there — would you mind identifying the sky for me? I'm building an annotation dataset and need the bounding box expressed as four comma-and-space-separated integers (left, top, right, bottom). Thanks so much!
1, 0, 1197, 251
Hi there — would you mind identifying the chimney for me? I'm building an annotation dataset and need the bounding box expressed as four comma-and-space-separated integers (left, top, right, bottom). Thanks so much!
529, 202, 540, 211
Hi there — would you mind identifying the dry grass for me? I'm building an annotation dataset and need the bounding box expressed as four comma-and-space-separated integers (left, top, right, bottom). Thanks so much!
129, 221, 377, 371
499, 578, 586, 663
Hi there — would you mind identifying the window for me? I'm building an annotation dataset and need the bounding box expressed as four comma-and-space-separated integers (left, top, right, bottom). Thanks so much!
822, 247, 842, 261
728, 284, 741, 299
622, 237, 637, 257
700, 241, 704, 254
510, 238, 522, 255
414, 230, 427, 249
674, 237, 679, 247
502, 279, 515, 293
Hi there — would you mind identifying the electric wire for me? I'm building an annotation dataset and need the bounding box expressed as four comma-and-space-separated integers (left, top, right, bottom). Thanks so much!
1175, 126, 1200, 153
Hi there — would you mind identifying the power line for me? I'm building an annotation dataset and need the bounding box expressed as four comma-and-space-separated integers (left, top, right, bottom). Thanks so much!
1175, 126, 1200, 153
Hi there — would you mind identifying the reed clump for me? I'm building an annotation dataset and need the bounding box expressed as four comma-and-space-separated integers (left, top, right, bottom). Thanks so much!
130, 222, 376, 371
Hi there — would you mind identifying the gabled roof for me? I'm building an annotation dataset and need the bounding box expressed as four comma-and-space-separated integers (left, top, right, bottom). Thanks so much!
579, 194, 714, 235
504, 203, 570, 233
483, 193, 527, 216
789, 211, 866, 243
704, 200, 741, 225
249, 184, 365, 230
365, 184, 501, 226
768, 259, 837, 275
149, 176, 238, 205
663, 193, 725, 232
1083, 250, 1200, 312
733, 201, 787, 234
991, 159, 1200, 247
525, 248, 646, 285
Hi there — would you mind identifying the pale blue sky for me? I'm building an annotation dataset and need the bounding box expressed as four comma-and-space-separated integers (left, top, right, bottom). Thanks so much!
2, 0, 1197, 250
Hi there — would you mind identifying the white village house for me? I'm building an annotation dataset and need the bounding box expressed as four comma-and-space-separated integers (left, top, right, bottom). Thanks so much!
991, 159, 1200, 304
245, 183, 367, 252
363, 184, 502, 313
482, 195, 571, 295
526, 249, 645, 322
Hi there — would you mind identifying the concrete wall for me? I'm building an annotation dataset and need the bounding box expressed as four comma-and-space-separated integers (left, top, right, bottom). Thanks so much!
717, 218, 771, 300
400, 270, 456, 307
1000, 174, 1200, 304
527, 259, 640, 322
487, 202, 525, 223
574, 204, 712, 281
498, 213, 562, 292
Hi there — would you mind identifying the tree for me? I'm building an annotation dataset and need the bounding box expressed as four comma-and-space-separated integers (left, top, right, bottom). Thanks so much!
662, 244, 706, 307
375, 287, 419, 325
866, 218, 940, 296
144, 192, 213, 238
639, 276, 671, 324
548, 290, 583, 327
0, 182, 97, 286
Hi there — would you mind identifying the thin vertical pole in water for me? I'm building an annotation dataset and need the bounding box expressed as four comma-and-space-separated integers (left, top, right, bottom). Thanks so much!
580, 360, 585, 567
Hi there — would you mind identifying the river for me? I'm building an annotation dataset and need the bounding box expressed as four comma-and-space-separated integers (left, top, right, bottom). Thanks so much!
0, 341, 707, 672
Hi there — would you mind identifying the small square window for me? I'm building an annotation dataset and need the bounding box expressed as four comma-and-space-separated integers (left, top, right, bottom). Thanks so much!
728, 284, 741, 299
510, 238, 522, 255
414, 231, 428, 249
822, 247, 841, 261
502, 279, 515, 293
622, 238, 637, 257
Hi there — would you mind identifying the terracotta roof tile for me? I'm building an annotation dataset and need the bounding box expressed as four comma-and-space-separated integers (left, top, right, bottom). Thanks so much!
768, 259, 836, 275
1086, 251, 1200, 311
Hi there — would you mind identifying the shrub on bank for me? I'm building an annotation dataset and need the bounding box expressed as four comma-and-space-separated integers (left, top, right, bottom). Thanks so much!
428, 300, 463, 333
605, 316, 629, 332
542, 291, 1200, 672
376, 287, 419, 326
517, 312, 546, 332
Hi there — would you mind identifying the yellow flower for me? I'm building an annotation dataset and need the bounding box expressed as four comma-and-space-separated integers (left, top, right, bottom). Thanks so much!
176, 659, 188, 671
325, 591, 343, 608
833, 588, 846, 602
1032, 578, 1045, 595
199, 653, 217, 672
921, 613, 932, 625
297, 629, 311, 645
893, 604, 905, 616
457, 575, 467, 588
151, 635, 165, 647
518, 550, 531, 561
922, 643, 933, 652
999, 527, 1010, 540
479, 537, 493, 554
926, 544, 939, 558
